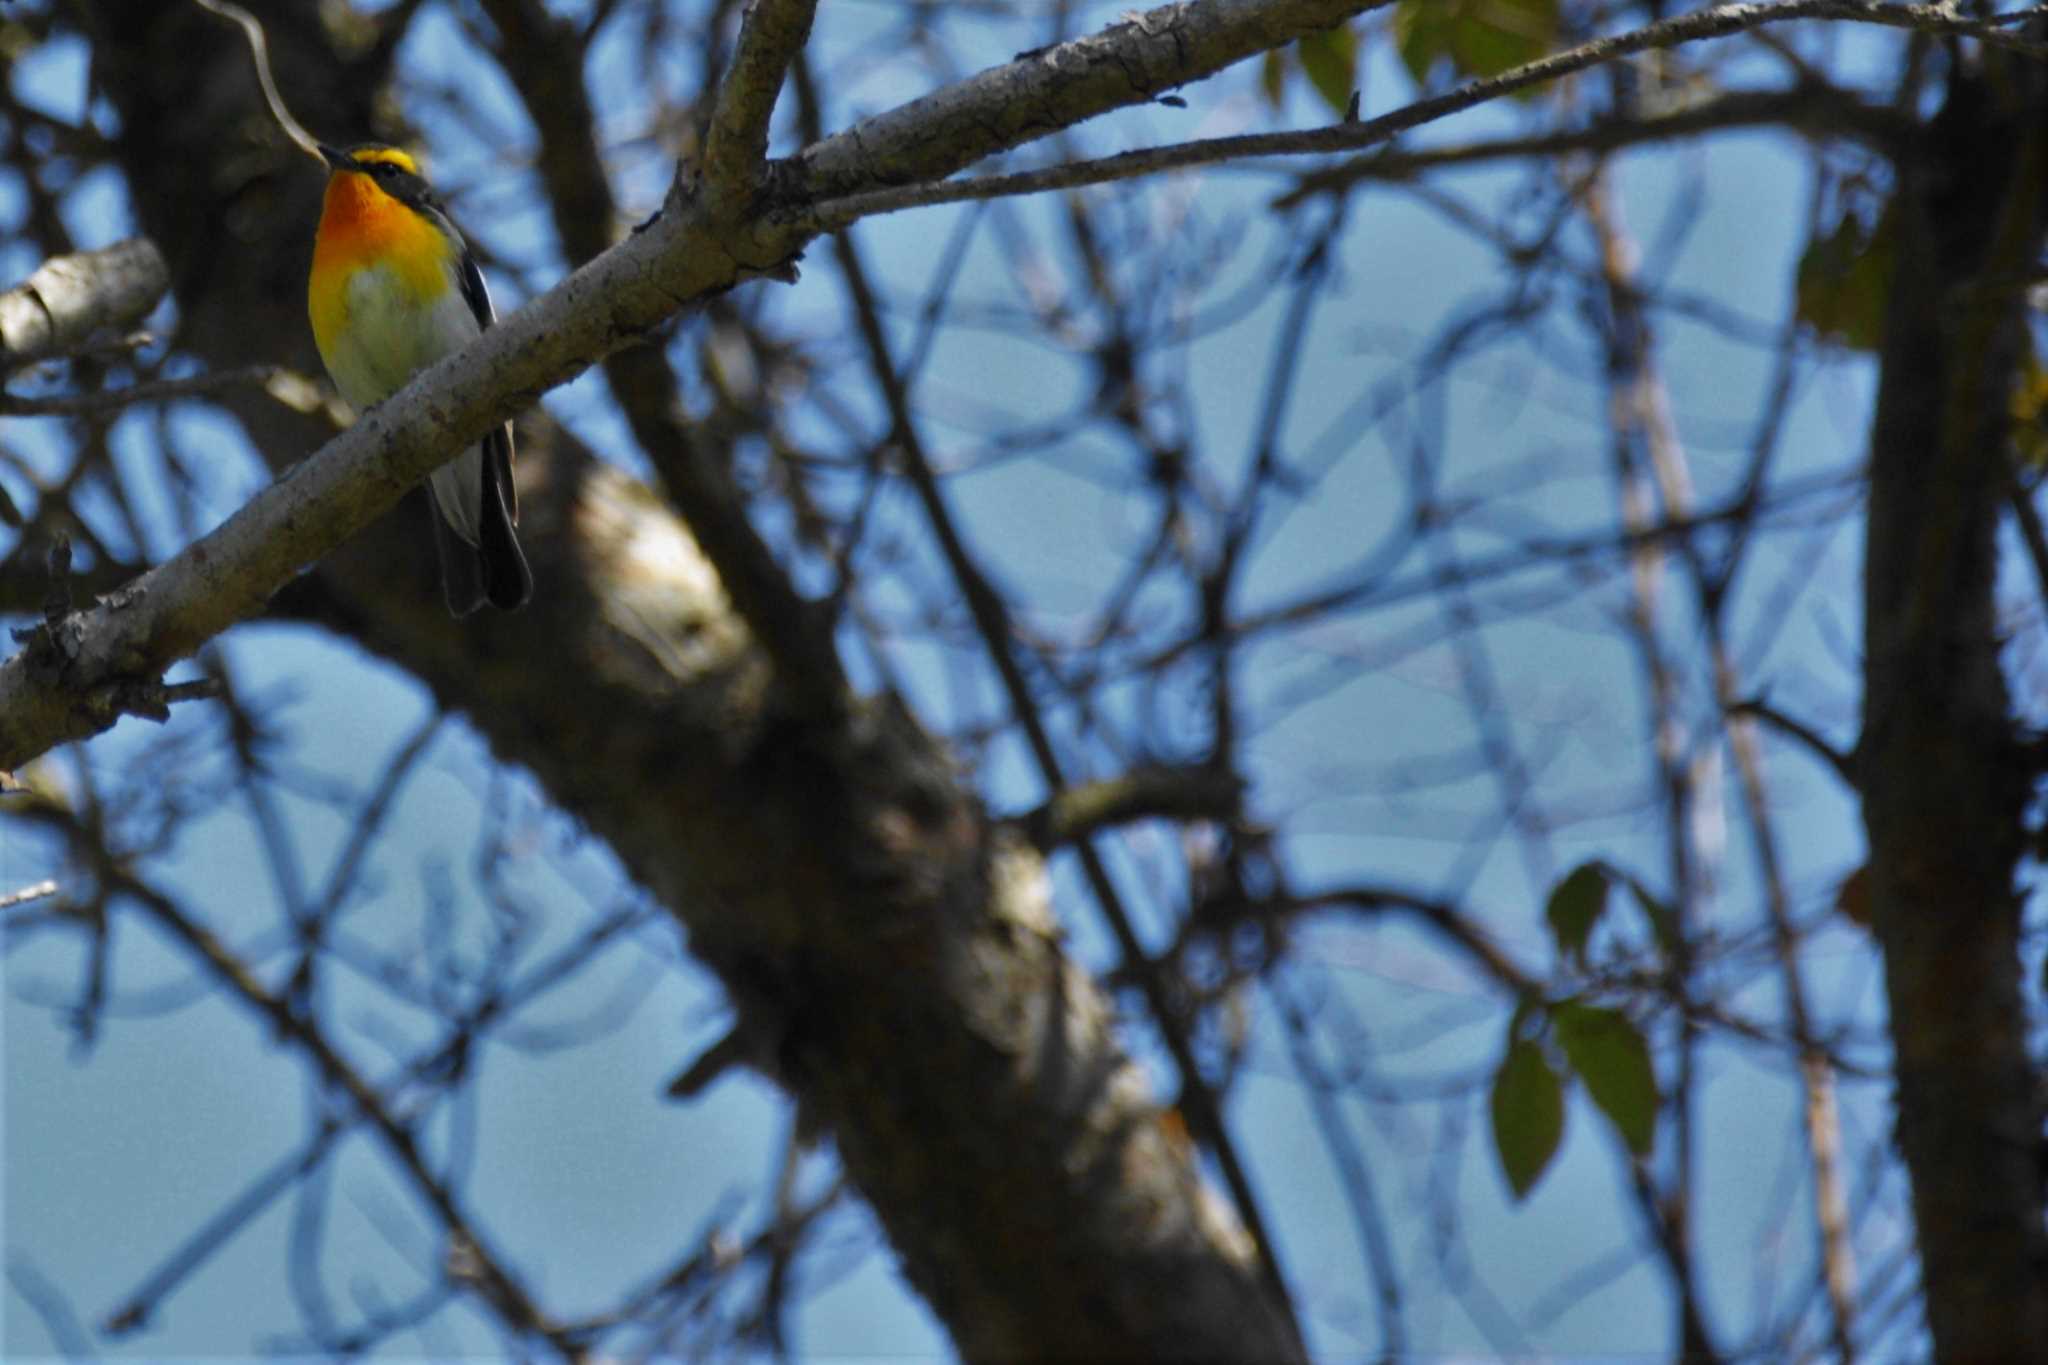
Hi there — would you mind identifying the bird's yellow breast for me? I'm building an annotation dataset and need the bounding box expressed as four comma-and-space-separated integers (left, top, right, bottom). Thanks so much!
308, 170, 458, 386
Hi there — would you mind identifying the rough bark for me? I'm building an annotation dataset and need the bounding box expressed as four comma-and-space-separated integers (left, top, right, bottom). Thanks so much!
54, 0, 1333, 1357
1860, 55, 2048, 1363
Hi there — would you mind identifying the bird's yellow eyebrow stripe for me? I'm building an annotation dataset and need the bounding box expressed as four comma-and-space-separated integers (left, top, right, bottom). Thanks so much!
347, 146, 421, 175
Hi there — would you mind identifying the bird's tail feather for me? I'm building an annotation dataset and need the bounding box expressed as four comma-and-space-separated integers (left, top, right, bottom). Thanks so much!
425, 426, 530, 616
478, 429, 531, 611
430, 496, 488, 617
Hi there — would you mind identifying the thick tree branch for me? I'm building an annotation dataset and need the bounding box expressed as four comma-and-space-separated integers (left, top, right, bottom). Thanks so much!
820, 204, 1304, 1350
481, 0, 845, 715
0, 239, 168, 375
789, 0, 1396, 201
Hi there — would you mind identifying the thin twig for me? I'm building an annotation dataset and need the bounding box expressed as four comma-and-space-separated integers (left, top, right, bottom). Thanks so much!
1014, 764, 1245, 849
1273, 87, 1908, 207
0, 878, 60, 911
191, 0, 324, 163
0, 365, 302, 417
1727, 698, 1856, 781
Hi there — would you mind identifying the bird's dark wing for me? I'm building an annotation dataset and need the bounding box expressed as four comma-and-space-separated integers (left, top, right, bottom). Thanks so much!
456, 243, 496, 332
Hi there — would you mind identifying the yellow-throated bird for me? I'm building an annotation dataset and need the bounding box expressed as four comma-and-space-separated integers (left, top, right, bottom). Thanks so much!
309, 142, 531, 615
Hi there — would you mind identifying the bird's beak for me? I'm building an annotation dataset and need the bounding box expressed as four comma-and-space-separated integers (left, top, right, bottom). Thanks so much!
316, 143, 352, 173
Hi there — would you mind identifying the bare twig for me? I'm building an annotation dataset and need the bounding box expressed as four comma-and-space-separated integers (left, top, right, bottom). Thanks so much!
1578, 154, 1858, 1358
0, 879, 61, 911
6, 1257, 95, 1362
1274, 88, 1908, 207
1015, 764, 1245, 849
191, 0, 324, 163
105, 1122, 347, 1337
1727, 697, 1856, 781
1285, 885, 1540, 997
0, 365, 303, 418
105, 870, 572, 1353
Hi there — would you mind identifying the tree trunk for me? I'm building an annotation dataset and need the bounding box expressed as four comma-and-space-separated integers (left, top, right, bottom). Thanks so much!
1861, 55, 2048, 1362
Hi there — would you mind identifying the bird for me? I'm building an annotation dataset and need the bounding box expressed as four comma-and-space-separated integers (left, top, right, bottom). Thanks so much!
308, 142, 531, 615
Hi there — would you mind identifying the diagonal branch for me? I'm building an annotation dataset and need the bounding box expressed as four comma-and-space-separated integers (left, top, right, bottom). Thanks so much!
804, 0, 2036, 229
790, 0, 1396, 200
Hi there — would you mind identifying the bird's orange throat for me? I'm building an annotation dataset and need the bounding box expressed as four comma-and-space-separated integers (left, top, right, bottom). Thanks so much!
313, 171, 443, 277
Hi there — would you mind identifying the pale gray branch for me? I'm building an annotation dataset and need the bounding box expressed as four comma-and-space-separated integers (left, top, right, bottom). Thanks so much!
703, 0, 820, 205
0, 240, 169, 376
789, 0, 1396, 201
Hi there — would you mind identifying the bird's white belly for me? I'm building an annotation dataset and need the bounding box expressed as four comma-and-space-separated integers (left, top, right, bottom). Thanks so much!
323, 262, 480, 411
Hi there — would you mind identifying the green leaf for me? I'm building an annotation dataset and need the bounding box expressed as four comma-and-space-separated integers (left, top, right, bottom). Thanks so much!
1296, 24, 1360, 116
1490, 1035, 1565, 1199
1392, 0, 1453, 88
1393, 0, 1559, 95
1544, 862, 1610, 967
1260, 47, 1288, 109
1794, 207, 1894, 351
1553, 1003, 1657, 1156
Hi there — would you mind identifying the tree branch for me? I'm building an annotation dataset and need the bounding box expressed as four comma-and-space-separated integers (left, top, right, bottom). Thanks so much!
702, 0, 818, 206
1015, 764, 1246, 850
789, 0, 1396, 202
0, 239, 168, 375
0, 363, 307, 417
805, 0, 2037, 229
1274, 86, 1909, 207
